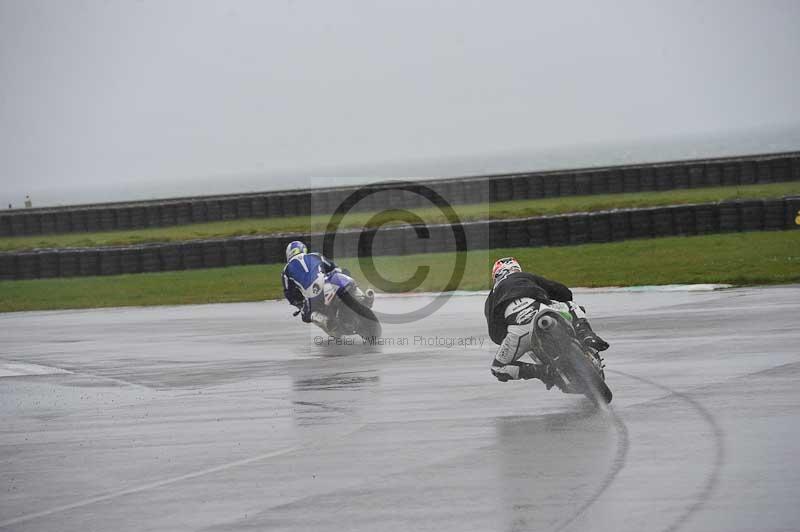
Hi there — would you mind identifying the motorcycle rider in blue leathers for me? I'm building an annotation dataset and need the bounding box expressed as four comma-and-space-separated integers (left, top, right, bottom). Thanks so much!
485, 257, 610, 389
282, 240, 341, 333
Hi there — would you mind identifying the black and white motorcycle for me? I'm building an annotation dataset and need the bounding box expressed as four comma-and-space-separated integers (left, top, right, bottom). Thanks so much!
529, 308, 612, 405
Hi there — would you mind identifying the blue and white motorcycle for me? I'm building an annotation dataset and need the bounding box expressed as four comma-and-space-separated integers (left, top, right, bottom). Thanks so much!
296, 269, 381, 340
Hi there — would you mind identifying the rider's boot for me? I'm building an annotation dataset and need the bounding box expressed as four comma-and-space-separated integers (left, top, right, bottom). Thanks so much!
573, 318, 610, 352
518, 363, 561, 390
492, 361, 560, 390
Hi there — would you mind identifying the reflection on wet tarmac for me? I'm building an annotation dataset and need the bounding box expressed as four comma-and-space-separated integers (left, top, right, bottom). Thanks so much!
494, 403, 618, 531
293, 371, 380, 392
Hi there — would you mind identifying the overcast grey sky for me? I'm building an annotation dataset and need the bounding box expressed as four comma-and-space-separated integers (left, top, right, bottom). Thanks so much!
1, 0, 799, 207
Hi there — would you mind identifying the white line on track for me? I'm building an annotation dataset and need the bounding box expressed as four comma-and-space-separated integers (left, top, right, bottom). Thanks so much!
0, 445, 301, 529
0, 361, 70, 378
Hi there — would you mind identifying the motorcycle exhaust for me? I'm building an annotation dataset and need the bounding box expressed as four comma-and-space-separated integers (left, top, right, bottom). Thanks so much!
537, 315, 557, 331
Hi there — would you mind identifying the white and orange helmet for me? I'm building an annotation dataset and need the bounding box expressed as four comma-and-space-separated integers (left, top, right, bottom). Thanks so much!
491, 257, 522, 286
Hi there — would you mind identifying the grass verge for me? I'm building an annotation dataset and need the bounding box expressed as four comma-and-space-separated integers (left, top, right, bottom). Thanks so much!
1, 230, 798, 313
2, 181, 799, 252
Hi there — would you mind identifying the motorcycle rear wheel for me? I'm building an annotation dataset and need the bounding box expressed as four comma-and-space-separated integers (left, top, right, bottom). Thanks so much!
339, 291, 382, 340
560, 340, 612, 405
535, 311, 612, 405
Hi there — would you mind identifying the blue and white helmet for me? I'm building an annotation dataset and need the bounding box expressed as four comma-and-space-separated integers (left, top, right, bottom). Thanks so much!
285, 240, 307, 261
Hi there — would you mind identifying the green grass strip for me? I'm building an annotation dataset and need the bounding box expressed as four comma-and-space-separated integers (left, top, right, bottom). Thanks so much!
1, 230, 798, 313
2, 181, 799, 252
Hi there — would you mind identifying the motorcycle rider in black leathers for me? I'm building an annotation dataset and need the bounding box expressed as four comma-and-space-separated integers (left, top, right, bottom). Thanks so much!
484, 257, 609, 388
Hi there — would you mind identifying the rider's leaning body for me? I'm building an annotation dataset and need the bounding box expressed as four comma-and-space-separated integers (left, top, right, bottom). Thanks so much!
484, 257, 610, 387
282, 241, 340, 329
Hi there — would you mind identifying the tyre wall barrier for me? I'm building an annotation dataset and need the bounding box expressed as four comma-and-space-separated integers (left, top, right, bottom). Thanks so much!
120, 248, 141, 274
2, 153, 799, 237
58, 251, 79, 278
568, 214, 590, 245
141, 247, 161, 273
588, 213, 611, 243
40, 213, 56, 234
629, 209, 652, 239
99, 249, 121, 276
38, 251, 60, 278
16, 253, 39, 279
78, 250, 100, 276
239, 238, 262, 265
2, 197, 799, 281
116, 208, 131, 230
0, 254, 16, 280
223, 240, 243, 266
546, 216, 569, 246
100, 209, 116, 231
674, 205, 697, 236
181, 243, 203, 270
505, 220, 529, 248
85, 210, 100, 232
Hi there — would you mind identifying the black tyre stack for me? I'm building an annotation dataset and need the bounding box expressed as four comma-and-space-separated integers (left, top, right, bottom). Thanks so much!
673, 206, 696, 236
242, 237, 266, 265
159, 244, 182, 271
567, 214, 590, 245
740, 200, 764, 232
588, 212, 611, 243
505, 220, 529, 248
629, 209, 653, 239
78, 250, 100, 276
545, 216, 568, 246
718, 201, 741, 232
609, 211, 631, 242
141, 246, 161, 273
526, 218, 549, 247
58, 251, 80, 278
201, 241, 224, 268
223, 239, 243, 266
17, 253, 39, 279
120, 247, 141, 274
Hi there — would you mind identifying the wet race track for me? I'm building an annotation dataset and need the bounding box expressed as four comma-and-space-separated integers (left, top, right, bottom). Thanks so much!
2, 286, 800, 532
